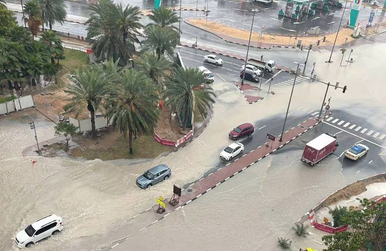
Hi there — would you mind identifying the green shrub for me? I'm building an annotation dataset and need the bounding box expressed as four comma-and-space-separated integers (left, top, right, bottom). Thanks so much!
278, 237, 292, 250
292, 223, 309, 237
0, 95, 16, 104
329, 206, 349, 227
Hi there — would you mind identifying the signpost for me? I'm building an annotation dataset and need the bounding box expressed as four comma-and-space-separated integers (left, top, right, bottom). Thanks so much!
156, 196, 166, 214
349, 0, 363, 27
169, 185, 182, 206
266, 133, 276, 150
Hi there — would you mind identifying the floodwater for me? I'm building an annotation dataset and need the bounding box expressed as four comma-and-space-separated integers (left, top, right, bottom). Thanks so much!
0, 34, 385, 251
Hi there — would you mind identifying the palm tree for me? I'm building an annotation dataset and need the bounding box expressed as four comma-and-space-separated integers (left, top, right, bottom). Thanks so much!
148, 6, 179, 31
40, 30, 64, 64
141, 25, 179, 59
38, 0, 67, 31
136, 52, 172, 88
0, 0, 6, 7
105, 68, 159, 154
64, 65, 112, 138
86, 0, 141, 66
163, 67, 216, 130
23, 0, 42, 36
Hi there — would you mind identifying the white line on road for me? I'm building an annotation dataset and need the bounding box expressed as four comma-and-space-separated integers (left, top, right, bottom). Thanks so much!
343, 122, 350, 127
356, 140, 364, 144
355, 126, 362, 131
337, 151, 345, 158
361, 128, 368, 133
216, 73, 229, 83
111, 243, 119, 249
334, 131, 343, 136
380, 134, 386, 140
338, 120, 345, 125
322, 121, 386, 150
367, 130, 374, 136
280, 27, 296, 32
258, 125, 266, 130
313, 17, 320, 20
349, 124, 356, 129
327, 21, 336, 24
369, 160, 373, 164
332, 119, 339, 123
311, 111, 319, 116
326, 116, 334, 122
373, 132, 380, 138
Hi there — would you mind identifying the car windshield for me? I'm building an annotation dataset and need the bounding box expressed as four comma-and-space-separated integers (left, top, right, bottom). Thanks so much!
348, 146, 362, 155
224, 147, 233, 153
205, 73, 214, 78
234, 127, 242, 133
25, 225, 36, 237
143, 171, 155, 180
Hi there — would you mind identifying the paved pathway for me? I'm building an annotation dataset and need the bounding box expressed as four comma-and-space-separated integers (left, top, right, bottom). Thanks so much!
104, 117, 319, 250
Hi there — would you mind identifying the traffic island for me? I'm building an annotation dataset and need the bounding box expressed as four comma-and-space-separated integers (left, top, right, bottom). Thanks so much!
235, 81, 264, 104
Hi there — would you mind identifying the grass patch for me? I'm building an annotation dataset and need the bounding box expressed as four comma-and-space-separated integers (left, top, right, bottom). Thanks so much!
71, 134, 172, 160
61, 48, 89, 73
0, 94, 16, 104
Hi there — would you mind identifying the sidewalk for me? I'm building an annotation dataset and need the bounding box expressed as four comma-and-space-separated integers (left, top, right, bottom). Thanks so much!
103, 117, 319, 249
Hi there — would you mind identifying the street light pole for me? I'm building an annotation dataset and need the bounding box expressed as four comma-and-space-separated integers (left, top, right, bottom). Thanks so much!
179, 0, 182, 43
326, 0, 349, 63
318, 82, 330, 120
302, 44, 312, 75
346, 49, 353, 65
267, 77, 273, 94
29, 121, 40, 153
279, 63, 301, 142
241, 9, 257, 86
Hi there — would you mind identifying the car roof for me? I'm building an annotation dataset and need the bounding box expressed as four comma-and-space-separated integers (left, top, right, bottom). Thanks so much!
352, 145, 364, 152
149, 164, 169, 174
206, 54, 216, 57
31, 215, 60, 229
228, 142, 243, 149
237, 123, 253, 129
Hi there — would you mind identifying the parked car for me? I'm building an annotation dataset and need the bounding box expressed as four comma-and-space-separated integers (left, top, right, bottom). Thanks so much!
198, 66, 215, 83
220, 142, 244, 161
240, 64, 262, 76
239, 71, 259, 83
229, 123, 254, 140
344, 144, 369, 160
15, 215, 64, 248
136, 164, 171, 189
204, 54, 223, 66
301, 133, 338, 166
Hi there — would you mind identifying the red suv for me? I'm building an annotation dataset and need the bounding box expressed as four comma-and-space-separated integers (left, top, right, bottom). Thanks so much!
229, 123, 254, 140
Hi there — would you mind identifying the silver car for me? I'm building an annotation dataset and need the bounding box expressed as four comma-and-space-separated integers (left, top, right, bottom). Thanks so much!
136, 164, 171, 189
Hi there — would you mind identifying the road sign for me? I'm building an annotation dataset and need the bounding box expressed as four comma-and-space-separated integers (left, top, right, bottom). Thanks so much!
369, 10, 375, 24
156, 196, 166, 209
267, 133, 276, 141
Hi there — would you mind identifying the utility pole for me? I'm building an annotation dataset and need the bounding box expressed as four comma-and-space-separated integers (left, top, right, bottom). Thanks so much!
29, 121, 40, 153
280, 63, 302, 142
241, 9, 257, 86
340, 48, 346, 66
179, 0, 182, 43
303, 44, 312, 75
326, 0, 349, 63
267, 77, 273, 94
346, 49, 353, 66
318, 82, 330, 120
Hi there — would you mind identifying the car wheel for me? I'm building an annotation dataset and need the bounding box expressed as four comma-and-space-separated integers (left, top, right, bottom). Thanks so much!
204, 59, 208, 63
236, 137, 239, 140
216, 62, 219, 66
26, 242, 34, 248
146, 184, 152, 189
240, 150, 244, 155
248, 132, 252, 136
164, 175, 170, 180
53, 230, 60, 235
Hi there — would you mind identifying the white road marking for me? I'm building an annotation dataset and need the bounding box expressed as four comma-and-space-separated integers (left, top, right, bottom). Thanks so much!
313, 17, 320, 20
373, 132, 380, 138
258, 125, 266, 130
380, 134, 386, 140
356, 140, 364, 144
327, 21, 335, 24
311, 111, 319, 116
322, 121, 386, 150
338, 151, 345, 158
343, 122, 350, 127
355, 126, 362, 131
111, 243, 119, 249
361, 128, 368, 133
332, 119, 339, 123
349, 124, 356, 129
334, 131, 343, 136
369, 160, 373, 164
216, 73, 229, 83
338, 120, 345, 125
367, 130, 374, 136
326, 116, 334, 122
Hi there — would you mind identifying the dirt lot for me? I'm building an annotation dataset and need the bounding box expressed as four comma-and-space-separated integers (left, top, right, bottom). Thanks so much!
188, 18, 386, 46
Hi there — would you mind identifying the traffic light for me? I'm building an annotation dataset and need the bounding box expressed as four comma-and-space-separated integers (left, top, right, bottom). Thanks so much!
335, 82, 339, 89
342, 85, 347, 93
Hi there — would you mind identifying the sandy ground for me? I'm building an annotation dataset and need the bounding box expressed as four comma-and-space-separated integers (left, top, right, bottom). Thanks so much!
0, 36, 385, 250
188, 18, 386, 46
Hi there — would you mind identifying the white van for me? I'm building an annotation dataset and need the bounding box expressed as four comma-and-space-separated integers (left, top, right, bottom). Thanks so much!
15, 215, 64, 248
198, 66, 215, 84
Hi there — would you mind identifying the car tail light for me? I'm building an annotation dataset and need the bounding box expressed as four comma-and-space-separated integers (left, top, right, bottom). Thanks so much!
60, 222, 63, 226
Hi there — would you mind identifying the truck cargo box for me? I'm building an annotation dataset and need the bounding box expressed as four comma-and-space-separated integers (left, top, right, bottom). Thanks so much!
301, 133, 338, 166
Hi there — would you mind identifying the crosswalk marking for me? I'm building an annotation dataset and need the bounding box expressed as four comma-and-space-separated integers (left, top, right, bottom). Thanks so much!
311, 111, 319, 116
343, 122, 350, 127
338, 120, 345, 126
326, 117, 334, 122
367, 130, 374, 136
355, 126, 362, 131
275, 76, 309, 87
380, 134, 386, 140
373, 132, 380, 138
332, 119, 339, 123
361, 128, 368, 133
349, 124, 356, 129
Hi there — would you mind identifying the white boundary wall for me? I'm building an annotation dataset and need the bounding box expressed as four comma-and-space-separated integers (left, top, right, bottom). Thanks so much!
0, 95, 35, 115
69, 116, 109, 132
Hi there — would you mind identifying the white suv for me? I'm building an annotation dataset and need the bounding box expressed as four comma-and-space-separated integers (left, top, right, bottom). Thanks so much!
240, 64, 262, 76
15, 215, 64, 248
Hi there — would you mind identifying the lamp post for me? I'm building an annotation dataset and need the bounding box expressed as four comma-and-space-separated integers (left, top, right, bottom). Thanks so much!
29, 121, 40, 153
318, 82, 330, 120
346, 48, 353, 65
302, 44, 312, 75
204, 0, 210, 25
279, 62, 302, 142
179, 0, 182, 43
326, 0, 349, 63
241, 9, 257, 86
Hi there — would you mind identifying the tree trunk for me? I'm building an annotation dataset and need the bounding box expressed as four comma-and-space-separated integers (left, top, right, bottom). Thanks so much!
51, 57, 55, 64
49, 21, 53, 31
90, 109, 96, 138
129, 129, 133, 154
66, 138, 70, 152
182, 99, 189, 130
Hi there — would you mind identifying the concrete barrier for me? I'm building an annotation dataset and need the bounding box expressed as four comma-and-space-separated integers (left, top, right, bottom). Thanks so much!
314, 223, 349, 234
153, 132, 175, 147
